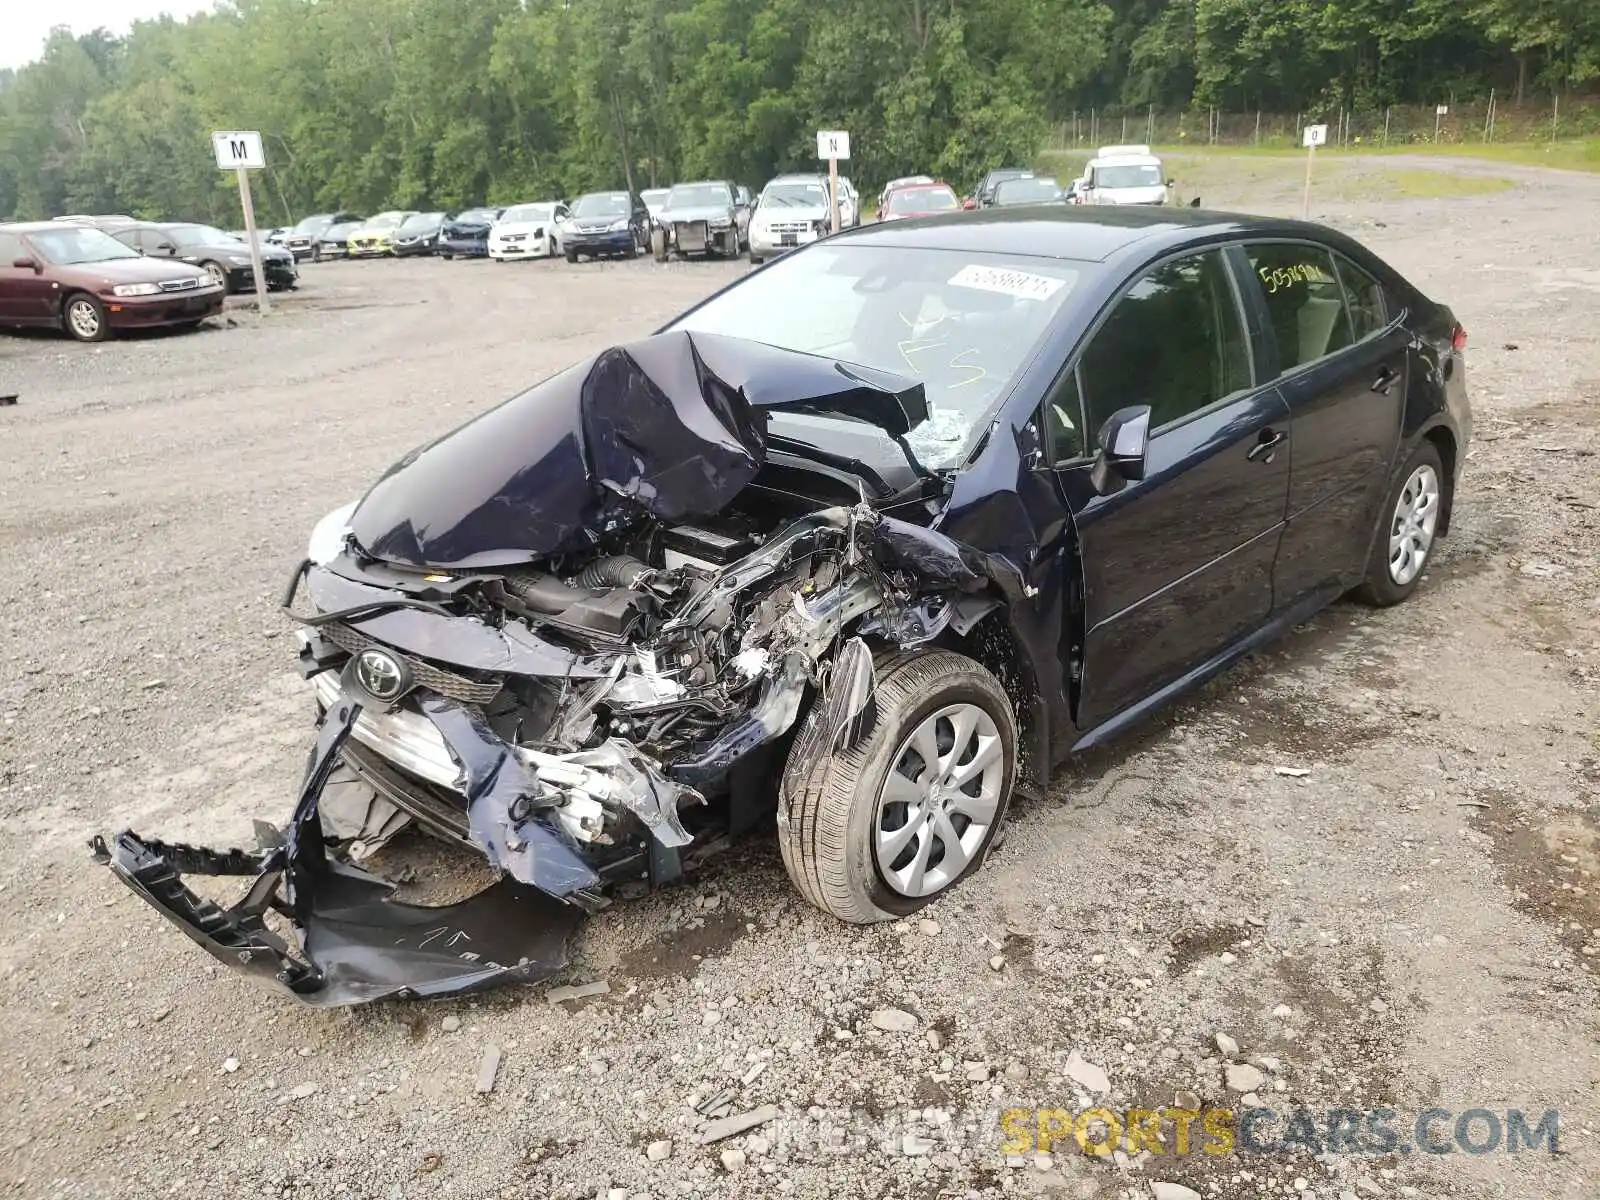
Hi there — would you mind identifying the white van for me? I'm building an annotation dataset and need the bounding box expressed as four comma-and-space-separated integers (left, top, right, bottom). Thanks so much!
1077, 145, 1170, 207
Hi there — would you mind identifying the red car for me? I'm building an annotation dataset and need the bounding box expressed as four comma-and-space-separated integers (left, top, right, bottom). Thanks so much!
878, 182, 963, 222
0, 222, 224, 342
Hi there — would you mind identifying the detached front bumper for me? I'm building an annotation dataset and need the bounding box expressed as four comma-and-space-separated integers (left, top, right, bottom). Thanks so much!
92, 697, 584, 1006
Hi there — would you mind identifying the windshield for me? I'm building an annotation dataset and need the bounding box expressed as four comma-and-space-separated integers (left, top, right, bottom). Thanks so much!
886, 186, 959, 215
364, 212, 408, 231
26, 227, 142, 265
293, 215, 333, 235
761, 180, 829, 208
1094, 163, 1164, 189
166, 224, 231, 247
993, 178, 1063, 205
400, 212, 443, 232
667, 183, 731, 208
640, 189, 669, 208
455, 208, 500, 224
503, 203, 555, 223
325, 224, 358, 238
573, 193, 630, 218
669, 245, 1082, 468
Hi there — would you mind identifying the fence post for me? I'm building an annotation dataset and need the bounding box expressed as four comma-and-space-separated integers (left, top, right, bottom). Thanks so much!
1551, 93, 1558, 143
1482, 88, 1494, 141
1383, 106, 1390, 146
1148, 104, 1155, 145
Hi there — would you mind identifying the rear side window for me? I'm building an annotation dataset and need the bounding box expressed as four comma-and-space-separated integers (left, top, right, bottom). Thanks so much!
1334, 254, 1387, 341
1079, 248, 1252, 432
1244, 243, 1353, 372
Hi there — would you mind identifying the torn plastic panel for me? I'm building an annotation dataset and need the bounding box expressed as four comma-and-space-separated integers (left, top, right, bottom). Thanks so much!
669, 651, 810, 786
346, 330, 930, 570
91, 699, 580, 1006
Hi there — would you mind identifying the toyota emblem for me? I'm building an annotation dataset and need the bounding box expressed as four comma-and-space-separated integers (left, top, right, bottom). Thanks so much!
354, 649, 407, 701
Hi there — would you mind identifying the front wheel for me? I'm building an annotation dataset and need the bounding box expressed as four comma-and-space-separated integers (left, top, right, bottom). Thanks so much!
1354, 441, 1444, 606
200, 260, 229, 291
651, 227, 668, 262
564, 247, 578, 264
778, 650, 1017, 923
748, 249, 762, 265
63, 293, 109, 342
722, 227, 739, 258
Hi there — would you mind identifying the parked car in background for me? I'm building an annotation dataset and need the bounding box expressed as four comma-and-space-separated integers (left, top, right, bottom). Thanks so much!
563, 192, 648, 262
654, 180, 746, 260
1076, 145, 1170, 206
316, 220, 362, 260
878, 175, 933, 212
487, 202, 570, 261
52, 214, 136, 229
835, 176, 861, 227
990, 176, 1068, 207
283, 212, 364, 261
439, 207, 503, 258
748, 174, 833, 265
110, 221, 298, 292
879, 182, 962, 221
347, 212, 417, 258
971, 168, 1034, 209
392, 211, 448, 257
640, 188, 670, 227
1, 221, 224, 341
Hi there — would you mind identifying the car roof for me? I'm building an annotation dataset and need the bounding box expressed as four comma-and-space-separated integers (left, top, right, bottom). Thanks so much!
1, 221, 79, 234
833, 206, 1351, 264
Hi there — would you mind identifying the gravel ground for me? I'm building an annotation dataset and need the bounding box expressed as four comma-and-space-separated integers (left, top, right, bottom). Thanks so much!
1, 158, 1597, 1200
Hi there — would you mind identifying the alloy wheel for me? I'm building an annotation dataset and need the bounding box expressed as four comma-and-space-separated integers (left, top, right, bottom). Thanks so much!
873, 703, 1004, 898
66, 298, 102, 340
203, 261, 227, 288
1388, 463, 1440, 586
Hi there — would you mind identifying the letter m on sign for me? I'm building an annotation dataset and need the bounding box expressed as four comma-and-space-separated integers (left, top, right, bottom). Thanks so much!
229, 139, 248, 161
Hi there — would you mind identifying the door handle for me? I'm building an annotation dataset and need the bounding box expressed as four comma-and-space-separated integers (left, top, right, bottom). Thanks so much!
1247, 429, 1287, 462
1371, 366, 1399, 394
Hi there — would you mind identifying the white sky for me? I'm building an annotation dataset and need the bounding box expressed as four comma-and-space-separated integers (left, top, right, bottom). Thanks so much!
2, 1, 217, 70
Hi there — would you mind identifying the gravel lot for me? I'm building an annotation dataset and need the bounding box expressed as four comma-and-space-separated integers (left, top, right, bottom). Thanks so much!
2, 158, 1597, 1200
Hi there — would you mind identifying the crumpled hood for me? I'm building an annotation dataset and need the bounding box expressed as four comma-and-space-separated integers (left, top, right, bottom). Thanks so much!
663, 205, 734, 224
348, 330, 930, 570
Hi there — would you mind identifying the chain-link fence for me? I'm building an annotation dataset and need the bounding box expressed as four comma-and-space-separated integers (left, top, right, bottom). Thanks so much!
1047, 96, 1600, 152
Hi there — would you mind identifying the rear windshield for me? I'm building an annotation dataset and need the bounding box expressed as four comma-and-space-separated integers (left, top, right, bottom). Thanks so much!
573, 193, 630, 218
26, 227, 142, 265
669, 244, 1084, 468
886, 186, 959, 214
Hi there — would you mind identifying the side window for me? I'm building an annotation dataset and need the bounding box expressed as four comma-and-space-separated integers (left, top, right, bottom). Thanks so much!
1244, 243, 1353, 371
113, 229, 143, 252
1079, 249, 1252, 433
0, 231, 24, 262
1041, 368, 1085, 463
1334, 253, 1387, 341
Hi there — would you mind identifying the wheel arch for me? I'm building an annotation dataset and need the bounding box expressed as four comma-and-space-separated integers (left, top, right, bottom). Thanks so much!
1417, 420, 1458, 537
934, 612, 1050, 794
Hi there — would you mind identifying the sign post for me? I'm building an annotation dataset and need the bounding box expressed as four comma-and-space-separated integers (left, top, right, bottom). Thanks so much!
211, 130, 270, 315
1301, 123, 1327, 219
815, 130, 850, 233
1435, 103, 1448, 141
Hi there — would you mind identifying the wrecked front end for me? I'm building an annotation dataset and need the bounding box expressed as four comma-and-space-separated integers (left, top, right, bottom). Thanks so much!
95, 330, 1012, 1006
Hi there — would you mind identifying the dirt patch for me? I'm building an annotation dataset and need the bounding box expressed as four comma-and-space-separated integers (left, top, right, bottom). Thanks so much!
1474, 798, 1600, 958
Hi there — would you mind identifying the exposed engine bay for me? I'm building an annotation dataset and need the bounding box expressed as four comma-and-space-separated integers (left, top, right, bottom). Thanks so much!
92, 329, 1021, 1006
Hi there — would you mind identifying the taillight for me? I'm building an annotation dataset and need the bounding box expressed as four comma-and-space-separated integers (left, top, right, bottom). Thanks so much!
1451, 324, 1468, 352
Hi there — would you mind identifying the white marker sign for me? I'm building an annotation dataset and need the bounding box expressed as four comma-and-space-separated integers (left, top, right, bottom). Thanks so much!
1302, 124, 1328, 148
1436, 104, 1449, 116
816, 130, 851, 161
212, 130, 266, 170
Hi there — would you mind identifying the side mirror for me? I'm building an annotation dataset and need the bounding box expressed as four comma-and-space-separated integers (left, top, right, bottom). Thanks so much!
1189, 197, 1202, 208
1090, 405, 1152, 495
156, 241, 176, 253
11, 257, 39, 271
962, 198, 977, 210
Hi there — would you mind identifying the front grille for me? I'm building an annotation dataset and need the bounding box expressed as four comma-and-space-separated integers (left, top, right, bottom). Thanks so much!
765, 221, 814, 234
318, 622, 504, 705
159, 278, 200, 293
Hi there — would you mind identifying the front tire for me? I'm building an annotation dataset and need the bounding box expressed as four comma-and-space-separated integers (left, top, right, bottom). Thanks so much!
651, 227, 668, 262
1354, 441, 1444, 606
62, 293, 109, 342
200, 260, 229, 291
778, 650, 1017, 923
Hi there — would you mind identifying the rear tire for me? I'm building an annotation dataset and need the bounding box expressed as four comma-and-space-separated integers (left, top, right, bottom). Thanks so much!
748, 249, 762, 265
564, 247, 578, 264
777, 650, 1017, 923
1353, 440, 1445, 607
62, 293, 109, 342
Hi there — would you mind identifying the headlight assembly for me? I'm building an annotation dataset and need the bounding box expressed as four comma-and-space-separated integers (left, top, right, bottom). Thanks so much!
307, 501, 359, 566
607, 219, 629, 232
111, 283, 162, 297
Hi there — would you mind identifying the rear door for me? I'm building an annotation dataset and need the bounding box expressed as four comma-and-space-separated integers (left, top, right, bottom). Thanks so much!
0, 230, 53, 323
1239, 242, 1408, 603
1061, 246, 1291, 729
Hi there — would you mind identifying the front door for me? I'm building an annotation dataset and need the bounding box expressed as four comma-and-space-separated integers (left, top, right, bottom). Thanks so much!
1058, 247, 1291, 730
1239, 242, 1408, 602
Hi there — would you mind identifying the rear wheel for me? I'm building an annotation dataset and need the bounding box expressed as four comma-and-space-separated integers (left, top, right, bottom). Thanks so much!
62, 293, 109, 343
1354, 441, 1444, 606
778, 650, 1016, 923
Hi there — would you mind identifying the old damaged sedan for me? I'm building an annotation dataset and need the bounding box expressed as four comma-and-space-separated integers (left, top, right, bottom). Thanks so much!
95, 207, 1470, 1005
